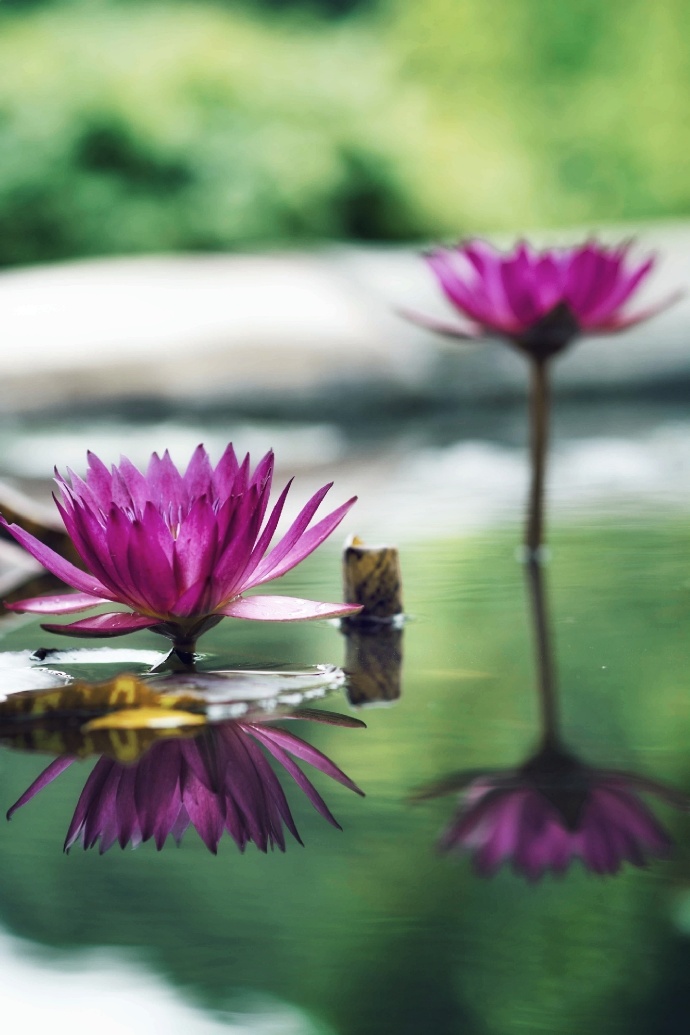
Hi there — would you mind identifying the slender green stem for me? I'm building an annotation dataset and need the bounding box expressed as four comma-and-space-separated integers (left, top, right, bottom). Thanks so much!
525, 556, 560, 746
526, 357, 551, 556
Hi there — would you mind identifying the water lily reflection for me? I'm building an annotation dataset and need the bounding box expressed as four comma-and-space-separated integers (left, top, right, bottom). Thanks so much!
8, 710, 365, 854
418, 742, 687, 880
418, 558, 689, 880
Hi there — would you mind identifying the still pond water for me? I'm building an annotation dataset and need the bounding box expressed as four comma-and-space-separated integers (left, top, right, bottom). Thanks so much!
0, 407, 687, 1035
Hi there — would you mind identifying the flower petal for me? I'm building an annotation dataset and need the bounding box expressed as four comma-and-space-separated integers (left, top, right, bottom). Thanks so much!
5, 591, 111, 615
593, 289, 684, 332
126, 510, 176, 615
397, 306, 481, 339
248, 724, 364, 796
41, 612, 160, 638
211, 443, 240, 499
7, 756, 76, 819
183, 444, 214, 500
250, 494, 357, 586
0, 517, 111, 598
219, 595, 362, 622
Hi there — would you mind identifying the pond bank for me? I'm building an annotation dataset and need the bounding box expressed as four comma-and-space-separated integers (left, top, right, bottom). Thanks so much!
0, 224, 688, 415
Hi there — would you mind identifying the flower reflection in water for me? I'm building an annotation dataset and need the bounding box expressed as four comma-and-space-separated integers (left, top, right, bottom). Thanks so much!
418, 743, 686, 880
417, 559, 689, 881
8, 710, 365, 854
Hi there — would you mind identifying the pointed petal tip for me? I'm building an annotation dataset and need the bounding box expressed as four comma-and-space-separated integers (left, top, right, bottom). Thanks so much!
397, 306, 481, 340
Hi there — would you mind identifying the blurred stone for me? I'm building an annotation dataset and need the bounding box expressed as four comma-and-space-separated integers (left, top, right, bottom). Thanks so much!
0, 225, 688, 414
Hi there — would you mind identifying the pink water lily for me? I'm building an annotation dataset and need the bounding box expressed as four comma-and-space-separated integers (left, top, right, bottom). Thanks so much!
408, 238, 680, 359
0, 445, 360, 649
404, 237, 681, 554
7, 710, 365, 853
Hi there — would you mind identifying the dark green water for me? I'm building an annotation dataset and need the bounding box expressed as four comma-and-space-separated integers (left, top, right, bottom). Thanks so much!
0, 520, 688, 1034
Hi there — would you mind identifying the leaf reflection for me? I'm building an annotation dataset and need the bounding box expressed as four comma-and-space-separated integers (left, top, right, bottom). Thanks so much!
416, 558, 689, 881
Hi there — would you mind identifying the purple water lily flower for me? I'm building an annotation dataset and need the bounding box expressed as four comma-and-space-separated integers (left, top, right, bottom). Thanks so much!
0, 445, 360, 650
404, 238, 681, 553
418, 744, 688, 881
408, 238, 679, 360
7, 711, 365, 853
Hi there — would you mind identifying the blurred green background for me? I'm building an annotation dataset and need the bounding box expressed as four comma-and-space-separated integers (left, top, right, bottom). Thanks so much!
1, 0, 689, 267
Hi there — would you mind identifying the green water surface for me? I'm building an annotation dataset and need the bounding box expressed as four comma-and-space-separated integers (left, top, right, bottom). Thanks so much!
0, 521, 688, 1035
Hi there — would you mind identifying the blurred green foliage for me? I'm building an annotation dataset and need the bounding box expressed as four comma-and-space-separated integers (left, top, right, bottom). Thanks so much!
0, 0, 689, 265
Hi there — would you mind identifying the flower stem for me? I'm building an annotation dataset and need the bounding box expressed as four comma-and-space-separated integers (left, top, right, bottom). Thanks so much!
525, 556, 559, 745
525, 357, 551, 556
151, 644, 198, 673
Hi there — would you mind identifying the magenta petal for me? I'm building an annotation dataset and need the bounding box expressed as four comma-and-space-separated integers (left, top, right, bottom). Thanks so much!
595, 289, 685, 332
397, 306, 481, 339
0, 518, 110, 597
211, 443, 240, 498
251, 495, 357, 586
426, 252, 489, 325
240, 479, 293, 585
249, 734, 342, 829
7, 756, 76, 819
134, 744, 183, 844
249, 725, 364, 796
219, 595, 362, 622
182, 771, 225, 853
173, 496, 218, 596
250, 482, 334, 581
6, 591, 112, 615
114, 456, 151, 515
212, 487, 265, 597
586, 256, 655, 323
126, 512, 176, 614
55, 496, 124, 596
84, 450, 114, 508
41, 612, 160, 637
147, 450, 185, 511
182, 444, 214, 500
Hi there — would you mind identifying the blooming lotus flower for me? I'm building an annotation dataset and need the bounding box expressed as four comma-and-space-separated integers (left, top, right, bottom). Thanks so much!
7, 711, 365, 853
409, 238, 679, 360
417, 744, 688, 881
0, 445, 361, 649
